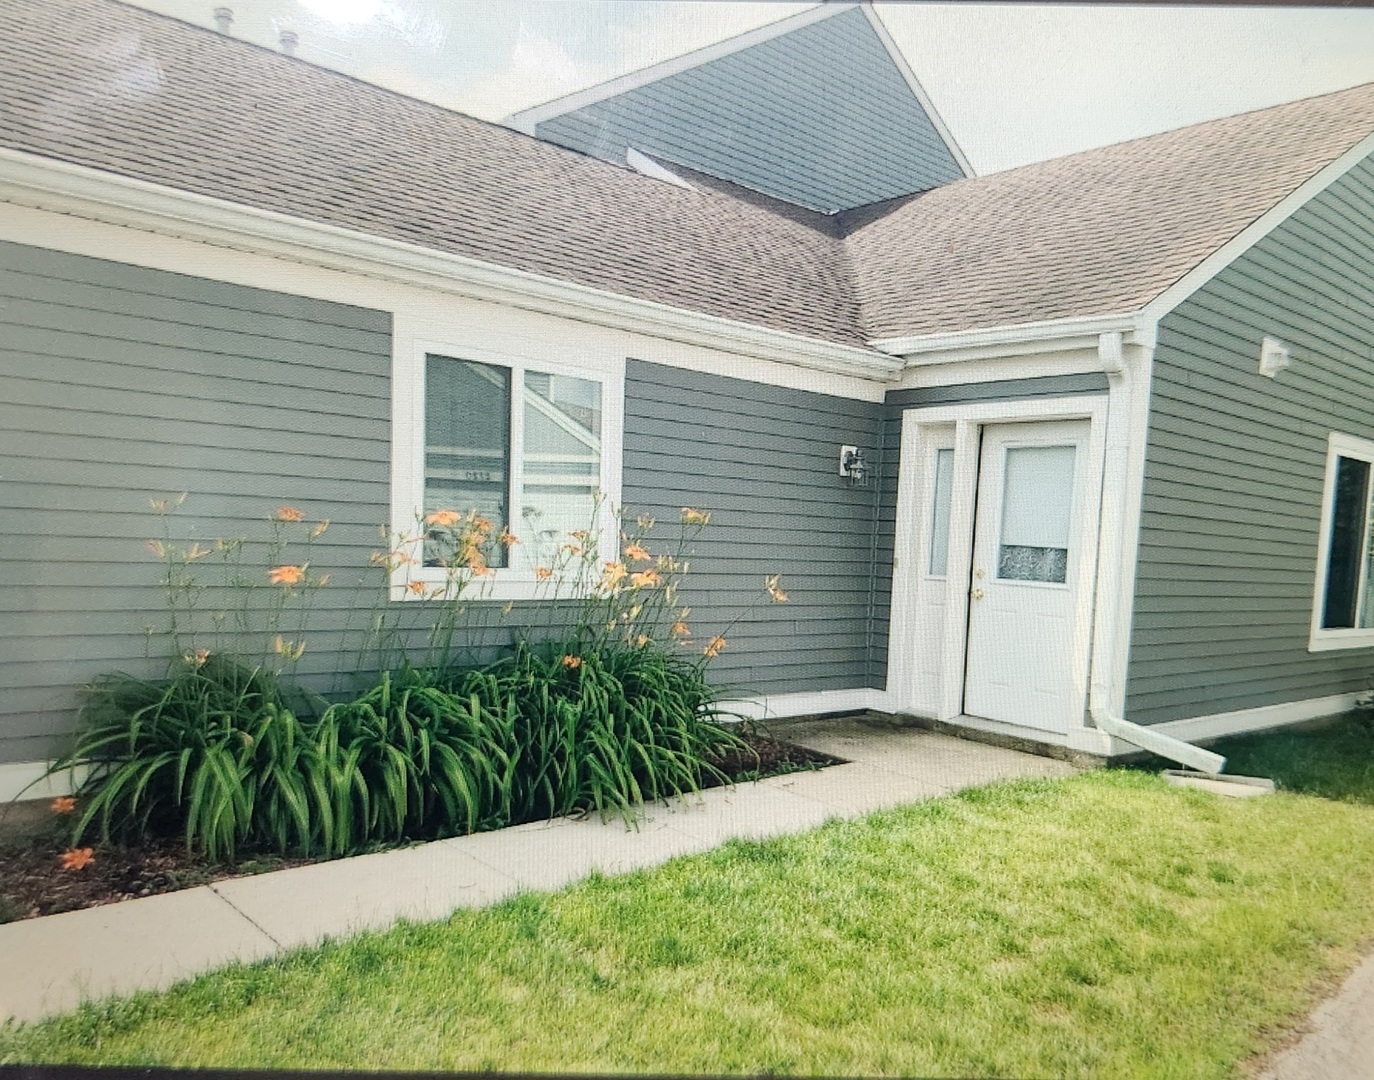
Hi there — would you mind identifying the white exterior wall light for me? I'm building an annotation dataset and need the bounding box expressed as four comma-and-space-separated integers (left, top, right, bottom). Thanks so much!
1259, 336, 1291, 378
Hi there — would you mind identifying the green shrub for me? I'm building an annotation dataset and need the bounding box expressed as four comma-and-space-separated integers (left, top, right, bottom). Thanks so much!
444, 642, 745, 823
53, 655, 328, 862
313, 667, 514, 850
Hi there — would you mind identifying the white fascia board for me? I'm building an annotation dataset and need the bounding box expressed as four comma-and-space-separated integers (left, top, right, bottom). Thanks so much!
1140, 128, 1374, 323
872, 313, 1153, 364
859, 4, 975, 179
0, 148, 899, 383
504, 4, 852, 134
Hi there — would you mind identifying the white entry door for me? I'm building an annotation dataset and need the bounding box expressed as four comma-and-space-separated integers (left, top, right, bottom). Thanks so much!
963, 420, 1091, 732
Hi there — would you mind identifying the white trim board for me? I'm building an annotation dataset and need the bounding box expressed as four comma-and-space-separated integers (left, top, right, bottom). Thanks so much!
0, 762, 89, 804
1151, 693, 1361, 746
505, 5, 854, 134
716, 688, 893, 723
0, 147, 900, 390
858, 5, 973, 179
1139, 129, 1374, 322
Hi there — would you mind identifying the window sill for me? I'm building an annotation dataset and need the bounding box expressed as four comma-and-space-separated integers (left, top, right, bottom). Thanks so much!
1307, 629, 1374, 652
390, 571, 592, 604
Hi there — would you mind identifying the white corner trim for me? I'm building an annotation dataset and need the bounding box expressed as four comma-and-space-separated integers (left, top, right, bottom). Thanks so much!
1152, 693, 1361, 745
872, 313, 1152, 364
716, 687, 892, 722
504, 4, 853, 133
626, 148, 695, 190
0, 761, 89, 804
1140, 128, 1374, 323
0, 147, 900, 383
858, 4, 975, 179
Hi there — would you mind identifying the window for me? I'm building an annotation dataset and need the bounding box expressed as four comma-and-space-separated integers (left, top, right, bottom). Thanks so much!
927, 447, 954, 576
395, 334, 624, 601
1311, 432, 1374, 649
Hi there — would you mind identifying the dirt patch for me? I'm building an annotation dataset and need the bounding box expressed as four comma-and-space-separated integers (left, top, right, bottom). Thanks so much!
0, 731, 838, 923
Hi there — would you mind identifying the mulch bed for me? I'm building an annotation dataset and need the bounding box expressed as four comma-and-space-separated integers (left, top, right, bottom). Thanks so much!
0, 731, 840, 923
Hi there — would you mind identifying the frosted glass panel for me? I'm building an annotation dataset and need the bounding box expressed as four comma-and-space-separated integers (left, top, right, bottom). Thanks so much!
519, 370, 602, 570
997, 444, 1075, 584
928, 448, 954, 576
425, 356, 510, 568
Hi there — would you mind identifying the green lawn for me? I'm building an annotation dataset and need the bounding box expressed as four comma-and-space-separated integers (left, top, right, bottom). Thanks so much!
5, 769, 1374, 1078
1212, 712, 1374, 804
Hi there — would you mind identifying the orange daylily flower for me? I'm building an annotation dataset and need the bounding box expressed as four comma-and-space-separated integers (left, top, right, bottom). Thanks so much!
561, 655, 582, 669
406, 580, 427, 595
50, 796, 76, 815
471, 515, 494, 532
671, 620, 691, 639
570, 530, 590, 542
534, 566, 554, 581
602, 561, 628, 588
704, 635, 727, 659
499, 528, 519, 547
60, 848, 95, 871
184, 647, 211, 668
681, 507, 711, 526
630, 569, 662, 588
273, 635, 306, 661
268, 565, 307, 586
425, 510, 461, 528
635, 634, 651, 647
624, 542, 651, 563
766, 574, 789, 603
275, 506, 304, 523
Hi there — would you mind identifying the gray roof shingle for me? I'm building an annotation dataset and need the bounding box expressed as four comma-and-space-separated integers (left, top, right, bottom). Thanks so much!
2, 0, 1373, 350
843, 81, 1374, 340
0, 0, 864, 346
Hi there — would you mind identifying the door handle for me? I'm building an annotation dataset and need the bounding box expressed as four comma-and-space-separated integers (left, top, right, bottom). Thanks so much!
971, 587, 985, 601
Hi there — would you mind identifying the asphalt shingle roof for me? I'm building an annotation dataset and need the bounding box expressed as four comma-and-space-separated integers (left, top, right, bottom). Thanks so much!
3, 0, 1374, 350
0, 0, 863, 346
843, 81, 1374, 340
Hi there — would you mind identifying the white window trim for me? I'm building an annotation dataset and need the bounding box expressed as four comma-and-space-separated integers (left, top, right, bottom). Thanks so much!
391, 324, 625, 603
1309, 431, 1374, 651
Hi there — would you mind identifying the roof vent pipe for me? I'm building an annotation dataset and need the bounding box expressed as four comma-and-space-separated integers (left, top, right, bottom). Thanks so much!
212, 6, 232, 34
279, 28, 298, 56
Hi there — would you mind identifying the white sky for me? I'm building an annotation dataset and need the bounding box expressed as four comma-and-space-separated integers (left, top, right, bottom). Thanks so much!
128, 0, 1374, 175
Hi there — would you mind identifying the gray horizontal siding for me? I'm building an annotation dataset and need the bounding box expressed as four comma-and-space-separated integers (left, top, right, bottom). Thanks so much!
623, 359, 883, 698
0, 242, 891, 767
533, 8, 962, 213
1125, 152, 1374, 726
870, 374, 1109, 687
0, 240, 396, 765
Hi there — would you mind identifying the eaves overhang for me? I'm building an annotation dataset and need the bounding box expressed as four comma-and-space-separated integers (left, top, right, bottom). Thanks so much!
0, 147, 903, 384
870, 313, 1158, 367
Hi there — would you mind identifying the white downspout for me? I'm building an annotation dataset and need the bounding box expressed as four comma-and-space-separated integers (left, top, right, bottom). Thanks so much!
1089, 329, 1227, 776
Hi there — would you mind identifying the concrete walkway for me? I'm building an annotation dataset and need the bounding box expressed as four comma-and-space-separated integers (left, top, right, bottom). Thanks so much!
1258, 950, 1374, 1080
0, 720, 1072, 1025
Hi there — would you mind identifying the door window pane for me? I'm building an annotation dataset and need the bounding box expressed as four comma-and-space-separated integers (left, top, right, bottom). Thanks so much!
1322, 455, 1372, 629
928, 448, 954, 576
519, 370, 602, 570
997, 444, 1075, 584
425, 357, 510, 568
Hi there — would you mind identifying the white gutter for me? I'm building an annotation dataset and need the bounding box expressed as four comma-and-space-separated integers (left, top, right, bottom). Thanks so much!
870, 313, 1148, 360
0, 147, 901, 383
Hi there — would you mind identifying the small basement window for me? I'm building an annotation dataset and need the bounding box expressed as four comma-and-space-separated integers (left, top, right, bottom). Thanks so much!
1310, 432, 1374, 650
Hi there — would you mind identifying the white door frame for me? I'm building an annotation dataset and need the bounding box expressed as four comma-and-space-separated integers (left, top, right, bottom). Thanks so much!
888, 394, 1109, 749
